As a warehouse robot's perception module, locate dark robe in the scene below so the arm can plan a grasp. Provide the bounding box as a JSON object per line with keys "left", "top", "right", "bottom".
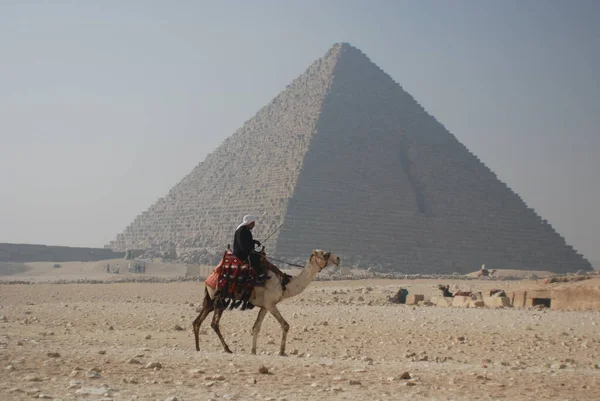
{"left": 233, "top": 225, "right": 255, "bottom": 261}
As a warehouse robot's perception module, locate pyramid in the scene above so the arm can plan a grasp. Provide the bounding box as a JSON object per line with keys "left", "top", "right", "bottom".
{"left": 109, "top": 43, "right": 591, "bottom": 274}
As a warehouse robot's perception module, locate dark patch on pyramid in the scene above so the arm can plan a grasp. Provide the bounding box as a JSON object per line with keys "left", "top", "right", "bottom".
{"left": 110, "top": 43, "right": 591, "bottom": 274}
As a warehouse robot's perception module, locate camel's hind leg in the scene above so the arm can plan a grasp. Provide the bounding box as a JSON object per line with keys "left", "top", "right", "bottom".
{"left": 251, "top": 307, "right": 268, "bottom": 355}
{"left": 210, "top": 306, "right": 232, "bottom": 353}
{"left": 192, "top": 289, "right": 215, "bottom": 351}
{"left": 267, "top": 305, "right": 290, "bottom": 356}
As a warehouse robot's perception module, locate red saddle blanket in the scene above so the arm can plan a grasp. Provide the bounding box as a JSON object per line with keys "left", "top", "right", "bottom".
{"left": 205, "top": 252, "right": 247, "bottom": 288}
{"left": 205, "top": 252, "right": 255, "bottom": 300}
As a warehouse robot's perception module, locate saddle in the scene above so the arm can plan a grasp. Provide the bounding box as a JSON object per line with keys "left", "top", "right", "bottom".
{"left": 204, "top": 251, "right": 256, "bottom": 310}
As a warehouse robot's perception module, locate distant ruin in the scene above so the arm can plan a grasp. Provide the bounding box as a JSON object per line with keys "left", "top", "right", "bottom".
{"left": 109, "top": 43, "right": 591, "bottom": 274}
{"left": 0, "top": 243, "right": 122, "bottom": 263}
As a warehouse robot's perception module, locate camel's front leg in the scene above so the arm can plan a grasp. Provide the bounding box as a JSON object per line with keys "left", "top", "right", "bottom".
{"left": 267, "top": 305, "right": 290, "bottom": 356}
{"left": 251, "top": 307, "right": 268, "bottom": 355}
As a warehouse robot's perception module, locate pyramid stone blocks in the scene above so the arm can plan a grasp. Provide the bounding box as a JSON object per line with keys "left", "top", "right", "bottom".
{"left": 110, "top": 43, "right": 591, "bottom": 274}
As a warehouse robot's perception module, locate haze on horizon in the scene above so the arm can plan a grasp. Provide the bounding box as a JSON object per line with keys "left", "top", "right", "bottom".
{"left": 1, "top": 1, "right": 598, "bottom": 262}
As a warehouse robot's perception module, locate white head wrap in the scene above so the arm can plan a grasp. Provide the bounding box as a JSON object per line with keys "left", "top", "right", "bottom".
{"left": 236, "top": 214, "right": 258, "bottom": 230}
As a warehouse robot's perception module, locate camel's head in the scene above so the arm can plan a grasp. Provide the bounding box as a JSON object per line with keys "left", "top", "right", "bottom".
{"left": 311, "top": 250, "right": 341, "bottom": 272}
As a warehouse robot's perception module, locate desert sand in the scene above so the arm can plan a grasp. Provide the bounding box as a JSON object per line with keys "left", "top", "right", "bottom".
{"left": 1, "top": 262, "right": 599, "bottom": 401}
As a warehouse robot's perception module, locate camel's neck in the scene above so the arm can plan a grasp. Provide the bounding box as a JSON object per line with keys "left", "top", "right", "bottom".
{"left": 282, "top": 258, "right": 320, "bottom": 299}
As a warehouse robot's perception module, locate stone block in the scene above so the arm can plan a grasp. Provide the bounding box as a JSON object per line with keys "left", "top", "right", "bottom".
{"left": 451, "top": 296, "right": 472, "bottom": 308}
{"left": 431, "top": 296, "right": 453, "bottom": 307}
{"left": 469, "top": 300, "right": 485, "bottom": 308}
{"left": 483, "top": 296, "right": 511, "bottom": 308}
{"left": 405, "top": 294, "right": 424, "bottom": 305}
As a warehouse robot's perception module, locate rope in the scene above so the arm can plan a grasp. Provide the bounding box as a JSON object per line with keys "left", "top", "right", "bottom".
{"left": 267, "top": 256, "right": 304, "bottom": 268}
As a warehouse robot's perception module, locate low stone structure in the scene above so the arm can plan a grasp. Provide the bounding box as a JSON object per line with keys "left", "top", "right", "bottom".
{"left": 0, "top": 243, "right": 122, "bottom": 263}
{"left": 509, "top": 287, "right": 600, "bottom": 311}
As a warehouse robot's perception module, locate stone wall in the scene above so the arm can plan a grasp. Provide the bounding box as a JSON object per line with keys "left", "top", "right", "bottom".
{"left": 509, "top": 288, "right": 600, "bottom": 311}
{"left": 0, "top": 243, "right": 122, "bottom": 263}
{"left": 109, "top": 43, "right": 592, "bottom": 273}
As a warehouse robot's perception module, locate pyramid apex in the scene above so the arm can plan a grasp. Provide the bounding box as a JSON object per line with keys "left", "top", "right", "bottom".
{"left": 321, "top": 42, "right": 362, "bottom": 61}
{"left": 330, "top": 42, "right": 357, "bottom": 51}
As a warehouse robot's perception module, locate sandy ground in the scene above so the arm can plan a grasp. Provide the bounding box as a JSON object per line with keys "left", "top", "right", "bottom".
{"left": 1, "top": 273, "right": 599, "bottom": 401}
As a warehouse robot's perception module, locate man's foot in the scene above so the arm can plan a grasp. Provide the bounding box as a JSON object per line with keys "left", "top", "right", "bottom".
{"left": 255, "top": 274, "right": 267, "bottom": 287}
{"left": 278, "top": 273, "right": 292, "bottom": 290}
{"left": 281, "top": 273, "right": 291, "bottom": 286}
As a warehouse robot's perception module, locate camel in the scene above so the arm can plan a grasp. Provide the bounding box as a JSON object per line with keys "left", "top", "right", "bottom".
{"left": 192, "top": 249, "right": 340, "bottom": 356}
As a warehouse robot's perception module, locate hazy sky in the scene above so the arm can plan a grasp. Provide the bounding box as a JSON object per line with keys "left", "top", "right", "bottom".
{"left": 1, "top": 1, "right": 598, "bottom": 261}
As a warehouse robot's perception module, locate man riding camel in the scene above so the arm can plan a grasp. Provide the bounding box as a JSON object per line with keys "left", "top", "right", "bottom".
{"left": 232, "top": 215, "right": 290, "bottom": 287}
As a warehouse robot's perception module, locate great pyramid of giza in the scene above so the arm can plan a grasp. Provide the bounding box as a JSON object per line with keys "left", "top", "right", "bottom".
{"left": 109, "top": 43, "right": 591, "bottom": 274}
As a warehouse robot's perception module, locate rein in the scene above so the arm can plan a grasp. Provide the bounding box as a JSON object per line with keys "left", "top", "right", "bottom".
{"left": 269, "top": 253, "right": 331, "bottom": 271}
{"left": 311, "top": 253, "right": 331, "bottom": 272}
{"left": 267, "top": 256, "right": 305, "bottom": 268}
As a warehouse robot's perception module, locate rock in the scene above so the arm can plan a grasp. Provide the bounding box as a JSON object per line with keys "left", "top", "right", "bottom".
{"left": 67, "top": 380, "right": 82, "bottom": 389}
{"left": 38, "top": 394, "right": 53, "bottom": 399}
{"left": 98, "top": 350, "right": 106, "bottom": 355}
{"left": 75, "top": 387, "right": 111, "bottom": 396}
{"left": 165, "top": 397, "right": 181, "bottom": 401}
{"left": 123, "top": 376, "right": 139, "bottom": 384}
{"left": 145, "top": 361, "right": 162, "bottom": 369}
{"left": 86, "top": 370, "right": 101, "bottom": 378}
{"left": 5, "top": 365, "right": 15, "bottom": 371}
{"left": 189, "top": 368, "right": 205, "bottom": 375}
{"left": 145, "top": 334, "right": 151, "bottom": 339}
{"left": 399, "top": 372, "right": 411, "bottom": 380}
{"left": 258, "top": 365, "right": 269, "bottom": 374}
{"left": 24, "top": 374, "right": 42, "bottom": 382}
{"left": 47, "top": 352, "right": 60, "bottom": 358}
{"left": 205, "top": 374, "right": 225, "bottom": 380}
{"left": 174, "top": 324, "right": 184, "bottom": 331}
{"left": 127, "top": 358, "right": 141, "bottom": 364}
{"left": 108, "top": 326, "right": 114, "bottom": 330}
{"left": 348, "top": 379, "right": 361, "bottom": 385}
